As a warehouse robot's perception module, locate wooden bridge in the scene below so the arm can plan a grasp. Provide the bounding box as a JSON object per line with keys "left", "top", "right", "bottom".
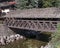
{"left": 3, "top": 7, "right": 60, "bottom": 32}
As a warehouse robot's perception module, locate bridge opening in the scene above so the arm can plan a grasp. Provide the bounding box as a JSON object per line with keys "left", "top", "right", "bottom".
{"left": 10, "top": 28, "right": 52, "bottom": 42}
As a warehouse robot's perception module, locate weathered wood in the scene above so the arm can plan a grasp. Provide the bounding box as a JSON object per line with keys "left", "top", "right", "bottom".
{"left": 4, "top": 18, "right": 59, "bottom": 32}
{"left": 3, "top": 7, "right": 60, "bottom": 18}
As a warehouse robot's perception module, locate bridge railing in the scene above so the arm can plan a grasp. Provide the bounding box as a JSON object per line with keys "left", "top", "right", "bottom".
{"left": 3, "top": 18, "right": 59, "bottom": 32}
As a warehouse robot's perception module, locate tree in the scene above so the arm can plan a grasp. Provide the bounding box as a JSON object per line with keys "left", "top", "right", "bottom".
{"left": 17, "top": 0, "right": 36, "bottom": 9}
{"left": 16, "top": 0, "right": 60, "bottom": 9}
{"left": 43, "top": 0, "right": 53, "bottom": 7}
{"left": 17, "top": 0, "right": 28, "bottom": 9}
{"left": 54, "top": 0, "right": 60, "bottom": 7}
{"left": 38, "top": 0, "right": 43, "bottom": 8}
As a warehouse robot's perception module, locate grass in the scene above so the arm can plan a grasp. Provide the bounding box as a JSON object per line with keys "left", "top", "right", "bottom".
{"left": 0, "top": 38, "right": 48, "bottom": 48}
{"left": 0, "top": 39, "right": 25, "bottom": 48}
{"left": 23, "top": 39, "right": 47, "bottom": 48}
{"left": 42, "top": 32, "right": 52, "bottom": 35}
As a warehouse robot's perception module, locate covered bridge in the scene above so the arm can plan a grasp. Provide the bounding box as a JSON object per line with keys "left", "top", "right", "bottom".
{"left": 2, "top": 7, "right": 60, "bottom": 32}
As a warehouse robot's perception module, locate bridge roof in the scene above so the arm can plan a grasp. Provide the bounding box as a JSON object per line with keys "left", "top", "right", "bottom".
{"left": 3, "top": 7, "right": 60, "bottom": 18}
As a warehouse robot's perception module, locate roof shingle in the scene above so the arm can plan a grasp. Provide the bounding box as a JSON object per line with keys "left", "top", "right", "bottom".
{"left": 4, "top": 7, "right": 60, "bottom": 18}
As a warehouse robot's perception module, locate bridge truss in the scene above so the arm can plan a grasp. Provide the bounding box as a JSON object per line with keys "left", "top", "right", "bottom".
{"left": 4, "top": 18, "right": 59, "bottom": 32}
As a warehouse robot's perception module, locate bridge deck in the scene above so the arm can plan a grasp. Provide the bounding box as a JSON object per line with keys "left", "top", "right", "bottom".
{"left": 3, "top": 7, "right": 60, "bottom": 18}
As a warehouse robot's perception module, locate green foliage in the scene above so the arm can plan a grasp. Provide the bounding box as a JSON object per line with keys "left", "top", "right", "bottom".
{"left": 17, "top": 0, "right": 28, "bottom": 9}
{"left": 55, "top": 0, "right": 60, "bottom": 7}
{"left": 51, "top": 23, "right": 60, "bottom": 48}
{"left": 38, "top": 0, "right": 43, "bottom": 8}
{"left": 42, "top": 0, "right": 54, "bottom": 7}
{"left": 0, "top": 39, "right": 47, "bottom": 48}
{"left": 54, "top": 41, "right": 60, "bottom": 48}
{"left": 17, "top": 0, "right": 60, "bottom": 9}
{"left": 17, "top": 0, "right": 37, "bottom": 9}
{"left": 22, "top": 39, "right": 47, "bottom": 48}
{"left": 38, "top": 0, "right": 60, "bottom": 8}
{"left": 0, "top": 39, "right": 25, "bottom": 48}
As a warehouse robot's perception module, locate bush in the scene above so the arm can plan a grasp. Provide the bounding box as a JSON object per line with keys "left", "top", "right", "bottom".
{"left": 16, "top": 0, "right": 60, "bottom": 9}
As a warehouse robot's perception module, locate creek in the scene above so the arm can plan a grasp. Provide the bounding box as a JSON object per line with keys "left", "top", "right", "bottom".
{"left": 10, "top": 28, "right": 52, "bottom": 47}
